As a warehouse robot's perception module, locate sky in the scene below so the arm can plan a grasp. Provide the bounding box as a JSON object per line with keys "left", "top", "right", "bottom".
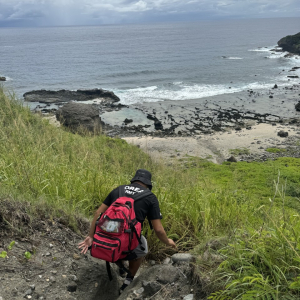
{"left": 0, "top": 0, "right": 299, "bottom": 27}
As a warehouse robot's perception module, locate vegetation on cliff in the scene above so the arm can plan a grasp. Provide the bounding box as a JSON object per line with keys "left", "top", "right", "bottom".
{"left": 278, "top": 32, "right": 300, "bottom": 55}
{"left": 0, "top": 87, "right": 300, "bottom": 299}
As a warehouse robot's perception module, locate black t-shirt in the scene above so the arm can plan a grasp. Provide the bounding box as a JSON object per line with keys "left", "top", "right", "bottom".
{"left": 103, "top": 183, "right": 162, "bottom": 225}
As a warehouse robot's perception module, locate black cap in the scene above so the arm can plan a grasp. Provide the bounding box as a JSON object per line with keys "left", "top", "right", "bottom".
{"left": 130, "top": 169, "right": 152, "bottom": 190}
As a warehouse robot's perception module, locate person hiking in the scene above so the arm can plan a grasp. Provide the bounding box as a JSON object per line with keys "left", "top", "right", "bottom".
{"left": 78, "top": 169, "right": 176, "bottom": 293}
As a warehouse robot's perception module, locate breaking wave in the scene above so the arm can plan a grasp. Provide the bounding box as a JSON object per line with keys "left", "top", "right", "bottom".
{"left": 115, "top": 81, "right": 278, "bottom": 105}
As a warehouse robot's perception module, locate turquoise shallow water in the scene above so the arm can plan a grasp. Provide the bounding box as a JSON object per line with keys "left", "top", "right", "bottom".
{"left": 0, "top": 17, "right": 300, "bottom": 105}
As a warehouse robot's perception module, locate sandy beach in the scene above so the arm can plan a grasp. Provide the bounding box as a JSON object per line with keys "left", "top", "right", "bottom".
{"left": 123, "top": 122, "right": 300, "bottom": 164}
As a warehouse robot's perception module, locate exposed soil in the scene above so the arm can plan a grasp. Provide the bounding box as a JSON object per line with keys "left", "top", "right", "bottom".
{"left": 0, "top": 199, "right": 202, "bottom": 300}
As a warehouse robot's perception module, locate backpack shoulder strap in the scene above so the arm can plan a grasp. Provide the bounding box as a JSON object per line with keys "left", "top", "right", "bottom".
{"left": 131, "top": 189, "right": 152, "bottom": 201}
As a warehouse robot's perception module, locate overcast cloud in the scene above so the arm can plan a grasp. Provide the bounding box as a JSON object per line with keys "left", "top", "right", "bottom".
{"left": 0, "top": 0, "right": 299, "bottom": 27}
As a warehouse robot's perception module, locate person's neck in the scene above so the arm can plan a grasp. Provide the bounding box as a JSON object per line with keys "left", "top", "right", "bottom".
{"left": 134, "top": 181, "right": 148, "bottom": 189}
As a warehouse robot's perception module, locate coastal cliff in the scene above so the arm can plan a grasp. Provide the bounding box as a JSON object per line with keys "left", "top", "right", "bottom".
{"left": 278, "top": 32, "right": 300, "bottom": 55}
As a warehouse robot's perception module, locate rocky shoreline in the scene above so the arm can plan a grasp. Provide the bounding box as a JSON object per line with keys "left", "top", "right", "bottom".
{"left": 19, "top": 34, "right": 300, "bottom": 163}
{"left": 25, "top": 83, "right": 300, "bottom": 137}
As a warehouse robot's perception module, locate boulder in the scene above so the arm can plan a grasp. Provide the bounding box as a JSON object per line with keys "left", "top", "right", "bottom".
{"left": 171, "top": 253, "right": 193, "bottom": 263}
{"left": 278, "top": 32, "right": 300, "bottom": 55}
{"left": 23, "top": 88, "right": 120, "bottom": 104}
{"left": 227, "top": 156, "right": 237, "bottom": 162}
{"left": 0, "top": 76, "right": 6, "bottom": 81}
{"left": 277, "top": 130, "right": 288, "bottom": 138}
{"left": 295, "top": 102, "right": 300, "bottom": 112}
{"left": 154, "top": 120, "right": 163, "bottom": 130}
{"left": 56, "top": 102, "right": 102, "bottom": 133}
{"left": 124, "top": 118, "right": 133, "bottom": 125}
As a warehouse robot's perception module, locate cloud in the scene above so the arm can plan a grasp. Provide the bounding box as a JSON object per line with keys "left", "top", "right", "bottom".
{"left": 0, "top": 0, "right": 299, "bottom": 26}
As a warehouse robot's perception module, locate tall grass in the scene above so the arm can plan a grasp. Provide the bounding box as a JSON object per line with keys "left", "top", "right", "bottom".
{"left": 1, "top": 87, "right": 300, "bottom": 298}
{"left": 0, "top": 88, "right": 155, "bottom": 215}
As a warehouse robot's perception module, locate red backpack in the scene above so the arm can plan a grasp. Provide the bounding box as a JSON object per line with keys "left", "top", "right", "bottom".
{"left": 90, "top": 186, "right": 152, "bottom": 277}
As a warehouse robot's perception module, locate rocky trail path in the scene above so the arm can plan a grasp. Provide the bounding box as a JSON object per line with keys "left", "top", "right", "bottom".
{"left": 0, "top": 199, "right": 203, "bottom": 300}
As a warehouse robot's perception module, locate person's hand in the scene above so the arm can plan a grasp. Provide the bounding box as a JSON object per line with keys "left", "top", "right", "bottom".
{"left": 167, "top": 238, "right": 177, "bottom": 249}
{"left": 78, "top": 236, "right": 93, "bottom": 254}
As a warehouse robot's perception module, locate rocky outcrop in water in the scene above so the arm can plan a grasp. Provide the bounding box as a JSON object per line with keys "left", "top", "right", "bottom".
{"left": 24, "top": 88, "right": 120, "bottom": 104}
{"left": 278, "top": 32, "right": 300, "bottom": 55}
{"left": 0, "top": 76, "right": 6, "bottom": 81}
{"left": 56, "top": 102, "right": 103, "bottom": 133}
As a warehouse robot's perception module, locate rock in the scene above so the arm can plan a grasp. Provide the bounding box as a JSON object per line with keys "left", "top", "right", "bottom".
{"left": 277, "top": 131, "right": 288, "bottom": 137}
{"left": 163, "top": 257, "right": 171, "bottom": 264}
{"left": 227, "top": 156, "right": 237, "bottom": 163}
{"left": 24, "top": 288, "right": 33, "bottom": 296}
{"left": 0, "top": 77, "right": 6, "bottom": 81}
{"left": 124, "top": 118, "right": 133, "bottom": 125}
{"left": 295, "top": 102, "right": 300, "bottom": 112}
{"left": 154, "top": 120, "right": 163, "bottom": 130}
{"left": 156, "top": 265, "right": 180, "bottom": 284}
{"left": 142, "top": 281, "right": 161, "bottom": 296}
{"left": 269, "top": 95, "right": 273, "bottom": 98}
{"left": 183, "top": 294, "right": 194, "bottom": 300}
{"left": 287, "top": 75, "right": 299, "bottom": 79}
{"left": 67, "top": 283, "right": 77, "bottom": 292}
{"left": 56, "top": 102, "right": 102, "bottom": 133}
{"left": 69, "top": 275, "right": 78, "bottom": 282}
{"left": 23, "top": 88, "right": 120, "bottom": 104}
{"left": 278, "top": 32, "right": 300, "bottom": 55}
{"left": 273, "top": 84, "right": 278, "bottom": 88}
{"left": 73, "top": 253, "right": 81, "bottom": 260}
{"left": 135, "top": 287, "right": 144, "bottom": 295}
{"left": 150, "top": 260, "right": 156, "bottom": 266}
{"left": 171, "top": 253, "right": 193, "bottom": 263}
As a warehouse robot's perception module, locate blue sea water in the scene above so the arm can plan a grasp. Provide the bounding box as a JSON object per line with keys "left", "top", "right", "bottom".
{"left": 0, "top": 17, "right": 299, "bottom": 105}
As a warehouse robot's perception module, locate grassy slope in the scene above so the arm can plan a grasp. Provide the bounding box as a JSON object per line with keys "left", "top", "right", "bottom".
{"left": 1, "top": 87, "right": 300, "bottom": 299}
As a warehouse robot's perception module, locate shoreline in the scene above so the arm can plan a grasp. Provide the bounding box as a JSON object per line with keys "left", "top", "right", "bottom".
{"left": 101, "top": 82, "right": 300, "bottom": 137}
{"left": 41, "top": 83, "right": 300, "bottom": 164}
{"left": 123, "top": 122, "right": 300, "bottom": 164}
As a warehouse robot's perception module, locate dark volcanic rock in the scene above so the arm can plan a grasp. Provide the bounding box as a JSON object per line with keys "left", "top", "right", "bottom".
{"left": 295, "top": 102, "right": 300, "bottom": 112}
{"left": 0, "top": 76, "right": 6, "bottom": 81}
{"left": 124, "top": 118, "right": 133, "bottom": 124}
{"left": 56, "top": 102, "right": 102, "bottom": 133}
{"left": 227, "top": 156, "right": 237, "bottom": 162}
{"left": 154, "top": 120, "right": 163, "bottom": 130}
{"left": 23, "top": 88, "right": 120, "bottom": 104}
{"left": 278, "top": 32, "right": 300, "bottom": 55}
{"left": 277, "top": 130, "right": 288, "bottom": 138}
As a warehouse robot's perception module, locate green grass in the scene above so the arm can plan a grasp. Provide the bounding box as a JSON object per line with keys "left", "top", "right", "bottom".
{"left": 266, "top": 147, "right": 287, "bottom": 153}
{"left": 1, "top": 87, "right": 300, "bottom": 298}
{"left": 229, "top": 147, "right": 250, "bottom": 156}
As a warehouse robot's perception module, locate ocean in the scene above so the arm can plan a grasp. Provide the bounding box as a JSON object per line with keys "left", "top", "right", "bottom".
{"left": 0, "top": 17, "right": 299, "bottom": 106}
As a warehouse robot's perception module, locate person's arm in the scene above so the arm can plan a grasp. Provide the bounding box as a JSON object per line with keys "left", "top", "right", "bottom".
{"left": 78, "top": 203, "right": 108, "bottom": 254}
{"left": 151, "top": 219, "right": 176, "bottom": 248}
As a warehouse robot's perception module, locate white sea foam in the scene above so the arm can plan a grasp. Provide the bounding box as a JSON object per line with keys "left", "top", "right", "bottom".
{"left": 1, "top": 76, "right": 12, "bottom": 81}
{"left": 248, "top": 45, "right": 278, "bottom": 52}
{"left": 116, "top": 81, "right": 278, "bottom": 105}
{"left": 227, "top": 57, "right": 243, "bottom": 60}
